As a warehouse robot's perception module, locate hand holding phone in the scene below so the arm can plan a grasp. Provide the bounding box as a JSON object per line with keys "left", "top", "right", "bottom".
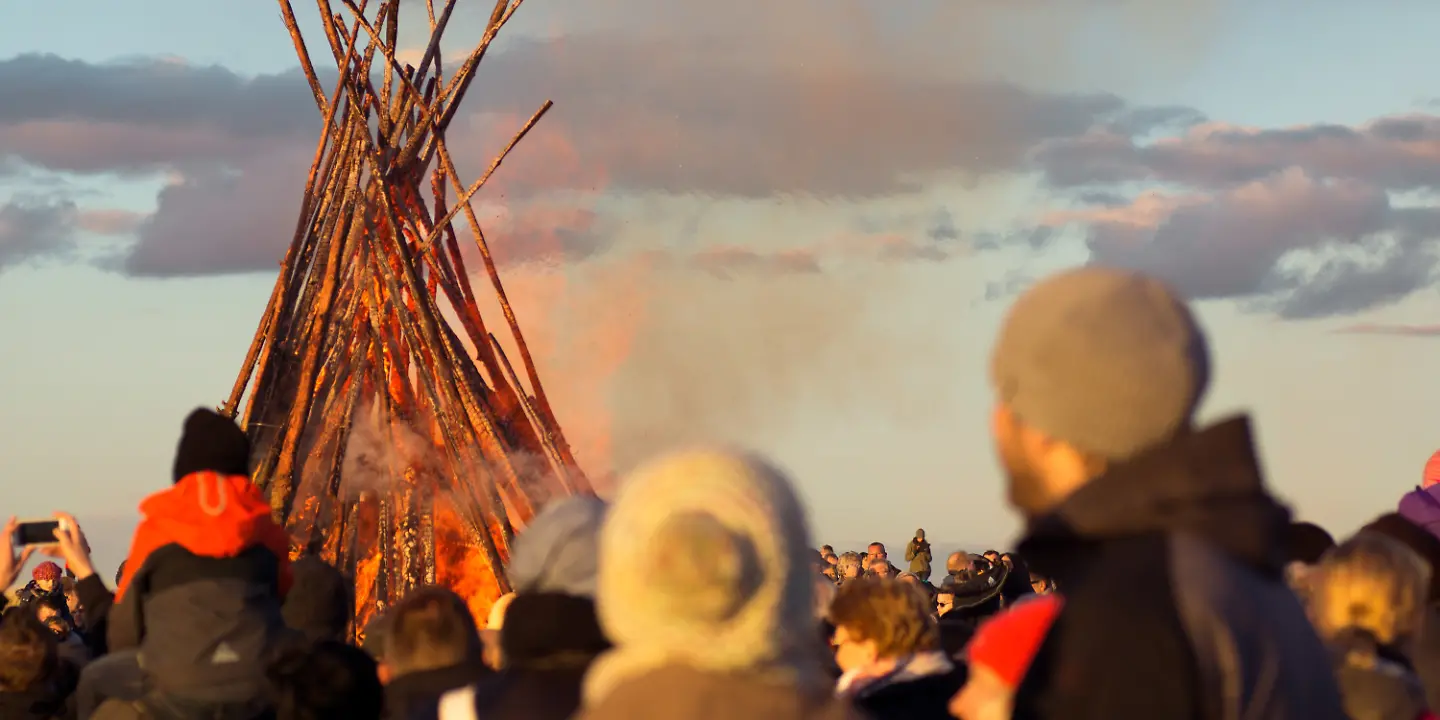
{"left": 13, "top": 519, "right": 66, "bottom": 547}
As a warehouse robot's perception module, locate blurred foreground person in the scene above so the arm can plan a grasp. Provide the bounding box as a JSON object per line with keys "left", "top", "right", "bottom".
{"left": 97, "top": 408, "right": 291, "bottom": 720}
{"left": 1366, "top": 512, "right": 1440, "bottom": 712}
{"left": 0, "top": 610, "right": 78, "bottom": 720}
{"left": 988, "top": 267, "right": 1345, "bottom": 719}
{"left": 1307, "top": 533, "right": 1436, "bottom": 720}
{"left": 830, "top": 577, "right": 963, "bottom": 720}
{"left": 951, "top": 593, "right": 1064, "bottom": 720}
{"left": 576, "top": 448, "right": 864, "bottom": 720}
{"left": 430, "top": 495, "right": 611, "bottom": 720}
{"left": 268, "top": 640, "right": 382, "bottom": 720}
{"left": 379, "top": 586, "right": 489, "bottom": 719}
{"left": 1285, "top": 521, "right": 1336, "bottom": 601}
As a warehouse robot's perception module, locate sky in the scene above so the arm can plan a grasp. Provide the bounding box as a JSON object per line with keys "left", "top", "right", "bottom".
{"left": 3, "top": 0, "right": 1440, "bottom": 576}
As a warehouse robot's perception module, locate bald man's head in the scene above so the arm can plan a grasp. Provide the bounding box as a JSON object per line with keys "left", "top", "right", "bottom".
{"left": 946, "top": 552, "right": 967, "bottom": 575}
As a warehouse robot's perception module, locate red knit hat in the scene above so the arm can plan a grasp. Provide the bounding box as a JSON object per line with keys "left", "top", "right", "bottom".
{"left": 1424, "top": 450, "right": 1440, "bottom": 489}
{"left": 32, "top": 562, "right": 61, "bottom": 582}
{"left": 966, "top": 593, "right": 1064, "bottom": 688}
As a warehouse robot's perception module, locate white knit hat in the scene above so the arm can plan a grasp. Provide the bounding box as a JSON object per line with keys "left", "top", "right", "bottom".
{"left": 583, "top": 447, "right": 825, "bottom": 704}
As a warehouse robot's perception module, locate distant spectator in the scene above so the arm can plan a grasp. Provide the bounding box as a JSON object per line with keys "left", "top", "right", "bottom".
{"left": 951, "top": 594, "right": 1064, "bottom": 720}
{"left": 30, "top": 595, "right": 88, "bottom": 670}
{"left": 16, "top": 563, "right": 65, "bottom": 606}
{"left": 870, "top": 560, "right": 896, "bottom": 580}
{"left": 1028, "top": 572, "right": 1054, "bottom": 595}
{"left": 905, "top": 530, "right": 933, "bottom": 583}
{"left": 380, "top": 586, "right": 489, "bottom": 719}
{"left": 996, "top": 553, "right": 1034, "bottom": 608}
{"left": 269, "top": 640, "right": 383, "bottom": 720}
{"left": 0, "top": 607, "right": 77, "bottom": 720}
{"left": 867, "top": 543, "right": 888, "bottom": 563}
{"left": 575, "top": 448, "right": 864, "bottom": 720}
{"left": 1307, "top": 532, "right": 1433, "bottom": 720}
{"left": 988, "top": 267, "right": 1344, "bottom": 719}
{"left": 831, "top": 577, "right": 963, "bottom": 720}
{"left": 282, "top": 555, "right": 351, "bottom": 645}
{"left": 57, "top": 579, "right": 81, "bottom": 630}
{"left": 836, "top": 552, "right": 863, "bottom": 583}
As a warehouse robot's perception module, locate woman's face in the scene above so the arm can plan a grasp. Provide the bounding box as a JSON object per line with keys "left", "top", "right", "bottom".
{"left": 832, "top": 624, "right": 879, "bottom": 673}
{"left": 843, "top": 564, "right": 861, "bottom": 579}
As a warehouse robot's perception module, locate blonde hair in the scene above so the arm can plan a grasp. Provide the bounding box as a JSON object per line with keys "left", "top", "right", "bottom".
{"left": 836, "top": 552, "right": 863, "bottom": 576}
{"left": 1308, "top": 532, "right": 1431, "bottom": 646}
{"left": 829, "top": 576, "right": 938, "bottom": 658}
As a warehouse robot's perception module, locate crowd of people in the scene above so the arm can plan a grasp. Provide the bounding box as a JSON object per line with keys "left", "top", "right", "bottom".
{"left": 3, "top": 265, "right": 1439, "bottom": 719}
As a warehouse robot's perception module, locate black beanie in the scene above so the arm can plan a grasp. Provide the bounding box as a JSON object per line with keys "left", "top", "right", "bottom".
{"left": 1286, "top": 521, "right": 1335, "bottom": 565}
{"left": 172, "top": 408, "right": 252, "bottom": 483}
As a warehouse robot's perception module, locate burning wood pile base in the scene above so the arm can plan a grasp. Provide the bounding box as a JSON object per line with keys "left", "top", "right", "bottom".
{"left": 220, "top": 0, "right": 590, "bottom": 637}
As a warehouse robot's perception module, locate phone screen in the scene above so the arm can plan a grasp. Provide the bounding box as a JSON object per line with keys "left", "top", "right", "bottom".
{"left": 14, "top": 521, "right": 60, "bottom": 546}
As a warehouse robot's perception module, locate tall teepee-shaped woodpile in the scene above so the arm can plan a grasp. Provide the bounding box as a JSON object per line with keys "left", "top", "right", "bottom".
{"left": 220, "top": 0, "right": 590, "bottom": 633}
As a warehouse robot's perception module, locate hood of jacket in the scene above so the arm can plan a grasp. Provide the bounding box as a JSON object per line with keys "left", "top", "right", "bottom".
{"left": 115, "top": 471, "right": 292, "bottom": 601}
{"left": 1022, "top": 415, "right": 1291, "bottom": 579}
{"left": 1398, "top": 485, "right": 1440, "bottom": 541}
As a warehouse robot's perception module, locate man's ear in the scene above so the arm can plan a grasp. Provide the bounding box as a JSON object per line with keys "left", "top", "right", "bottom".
{"left": 377, "top": 662, "right": 393, "bottom": 684}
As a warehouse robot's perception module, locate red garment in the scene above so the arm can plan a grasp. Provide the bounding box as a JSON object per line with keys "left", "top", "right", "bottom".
{"left": 966, "top": 592, "right": 1065, "bottom": 688}
{"left": 114, "top": 471, "right": 292, "bottom": 602}
{"left": 1425, "top": 450, "right": 1440, "bottom": 489}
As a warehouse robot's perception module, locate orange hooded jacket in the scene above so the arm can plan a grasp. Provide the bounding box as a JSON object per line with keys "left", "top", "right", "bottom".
{"left": 114, "top": 471, "right": 293, "bottom": 602}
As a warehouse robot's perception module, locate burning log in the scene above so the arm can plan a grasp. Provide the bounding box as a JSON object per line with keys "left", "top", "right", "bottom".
{"left": 224, "top": 0, "right": 588, "bottom": 633}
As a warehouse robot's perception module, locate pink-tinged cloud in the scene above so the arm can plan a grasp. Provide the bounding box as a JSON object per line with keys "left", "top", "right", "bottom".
{"left": 1336, "top": 323, "right": 1440, "bottom": 337}
{"left": 1039, "top": 169, "right": 1423, "bottom": 313}
{"left": 1037, "top": 114, "right": 1440, "bottom": 192}
{"left": 77, "top": 208, "right": 145, "bottom": 235}
{"left": 690, "top": 246, "right": 822, "bottom": 278}
{"left": 825, "top": 232, "right": 951, "bottom": 263}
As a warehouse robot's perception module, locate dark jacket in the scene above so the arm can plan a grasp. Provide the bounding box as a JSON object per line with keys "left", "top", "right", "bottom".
{"left": 75, "top": 574, "right": 116, "bottom": 658}
{"left": 386, "top": 661, "right": 492, "bottom": 720}
{"left": 414, "top": 592, "right": 610, "bottom": 720}
{"left": 1013, "top": 416, "right": 1348, "bottom": 720}
{"left": 109, "top": 472, "right": 292, "bottom": 705}
{"left": 847, "top": 652, "right": 965, "bottom": 720}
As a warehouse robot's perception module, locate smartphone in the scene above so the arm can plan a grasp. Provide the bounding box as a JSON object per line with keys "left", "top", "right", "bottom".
{"left": 13, "top": 519, "right": 62, "bottom": 547}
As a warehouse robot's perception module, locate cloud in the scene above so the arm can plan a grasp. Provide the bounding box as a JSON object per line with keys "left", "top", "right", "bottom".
{"left": 1336, "top": 323, "right": 1440, "bottom": 337}
{"left": 0, "top": 34, "right": 1163, "bottom": 277}
{"left": 1036, "top": 169, "right": 1439, "bottom": 316}
{"left": 1037, "top": 115, "right": 1440, "bottom": 193}
{"left": 0, "top": 198, "right": 78, "bottom": 271}
{"left": 1006, "top": 104, "right": 1440, "bottom": 318}
{"left": 690, "top": 247, "right": 822, "bottom": 278}
{"left": 77, "top": 208, "right": 146, "bottom": 235}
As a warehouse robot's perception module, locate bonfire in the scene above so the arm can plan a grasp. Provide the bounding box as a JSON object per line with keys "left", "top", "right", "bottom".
{"left": 220, "top": 0, "right": 590, "bottom": 637}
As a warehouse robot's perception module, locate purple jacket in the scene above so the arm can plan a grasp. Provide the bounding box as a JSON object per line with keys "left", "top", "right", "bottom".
{"left": 1398, "top": 484, "right": 1440, "bottom": 540}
